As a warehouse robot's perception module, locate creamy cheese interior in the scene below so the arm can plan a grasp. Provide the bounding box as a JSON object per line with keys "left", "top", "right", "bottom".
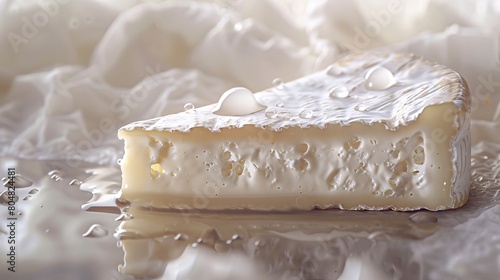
{"left": 119, "top": 102, "right": 469, "bottom": 211}
{"left": 118, "top": 52, "right": 471, "bottom": 211}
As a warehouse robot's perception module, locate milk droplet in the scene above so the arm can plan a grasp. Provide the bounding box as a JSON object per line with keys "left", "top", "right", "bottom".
{"left": 364, "top": 66, "right": 396, "bottom": 91}
{"left": 329, "top": 86, "right": 349, "bottom": 98}
{"left": 326, "top": 64, "right": 342, "bottom": 76}
{"left": 354, "top": 104, "right": 367, "bottom": 112}
{"left": 184, "top": 103, "right": 195, "bottom": 111}
{"left": 212, "top": 87, "right": 266, "bottom": 116}
{"left": 283, "top": 112, "right": 292, "bottom": 120}
{"left": 69, "top": 179, "right": 82, "bottom": 186}
{"left": 232, "top": 234, "right": 240, "bottom": 240}
{"left": 299, "top": 109, "right": 313, "bottom": 119}
{"left": 273, "top": 78, "right": 284, "bottom": 89}
{"left": 265, "top": 108, "right": 278, "bottom": 118}
{"left": 82, "top": 224, "right": 108, "bottom": 238}
{"left": 409, "top": 212, "right": 438, "bottom": 223}
{"left": 275, "top": 102, "right": 284, "bottom": 107}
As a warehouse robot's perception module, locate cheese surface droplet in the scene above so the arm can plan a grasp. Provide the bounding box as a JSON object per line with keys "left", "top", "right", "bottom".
{"left": 184, "top": 103, "right": 195, "bottom": 111}
{"left": 273, "top": 78, "right": 284, "bottom": 89}
{"left": 212, "top": 87, "right": 267, "bottom": 116}
{"left": 365, "top": 66, "right": 396, "bottom": 91}
{"left": 329, "top": 86, "right": 350, "bottom": 98}
{"left": 299, "top": 109, "right": 313, "bottom": 119}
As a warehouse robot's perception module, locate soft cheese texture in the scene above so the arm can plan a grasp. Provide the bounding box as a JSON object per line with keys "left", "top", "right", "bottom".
{"left": 118, "top": 52, "right": 471, "bottom": 211}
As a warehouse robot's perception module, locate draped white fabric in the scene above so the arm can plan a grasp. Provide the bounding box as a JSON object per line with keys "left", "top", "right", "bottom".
{"left": 0, "top": 0, "right": 498, "bottom": 165}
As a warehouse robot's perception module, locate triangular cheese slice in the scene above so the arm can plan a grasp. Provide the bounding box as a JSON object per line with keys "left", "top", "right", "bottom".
{"left": 118, "top": 52, "right": 470, "bottom": 211}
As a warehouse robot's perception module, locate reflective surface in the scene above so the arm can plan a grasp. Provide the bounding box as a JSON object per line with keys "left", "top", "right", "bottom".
{"left": 0, "top": 141, "right": 499, "bottom": 279}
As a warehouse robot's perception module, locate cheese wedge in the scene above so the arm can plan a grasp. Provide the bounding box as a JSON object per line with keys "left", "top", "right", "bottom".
{"left": 118, "top": 52, "right": 471, "bottom": 211}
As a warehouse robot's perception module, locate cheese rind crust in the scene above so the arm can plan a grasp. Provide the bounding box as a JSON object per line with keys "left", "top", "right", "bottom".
{"left": 119, "top": 53, "right": 471, "bottom": 211}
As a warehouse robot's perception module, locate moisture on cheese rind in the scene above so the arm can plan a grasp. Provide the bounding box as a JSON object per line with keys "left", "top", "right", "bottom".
{"left": 120, "top": 52, "right": 469, "bottom": 133}
{"left": 118, "top": 52, "right": 471, "bottom": 211}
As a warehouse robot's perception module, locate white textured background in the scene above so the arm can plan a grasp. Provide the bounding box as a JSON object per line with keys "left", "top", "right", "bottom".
{"left": 0, "top": 0, "right": 499, "bottom": 165}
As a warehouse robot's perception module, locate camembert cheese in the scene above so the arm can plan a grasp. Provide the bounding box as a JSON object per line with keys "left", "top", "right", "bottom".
{"left": 118, "top": 52, "right": 471, "bottom": 211}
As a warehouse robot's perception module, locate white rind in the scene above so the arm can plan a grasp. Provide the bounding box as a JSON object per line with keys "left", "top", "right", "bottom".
{"left": 450, "top": 88, "right": 471, "bottom": 208}
{"left": 120, "top": 53, "right": 469, "bottom": 133}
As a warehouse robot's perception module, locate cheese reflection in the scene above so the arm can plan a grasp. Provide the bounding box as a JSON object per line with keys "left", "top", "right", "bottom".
{"left": 116, "top": 206, "right": 438, "bottom": 279}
